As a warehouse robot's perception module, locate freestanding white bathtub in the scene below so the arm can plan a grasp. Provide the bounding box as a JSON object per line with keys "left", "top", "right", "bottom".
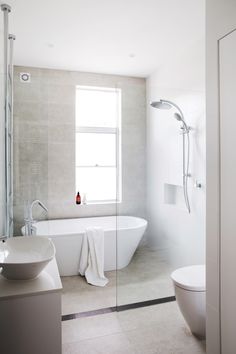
{"left": 22, "top": 216, "right": 147, "bottom": 276}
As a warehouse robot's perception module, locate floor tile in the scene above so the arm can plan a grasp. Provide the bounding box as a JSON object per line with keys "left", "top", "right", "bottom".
{"left": 125, "top": 322, "right": 205, "bottom": 354}
{"left": 62, "top": 313, "right": 122, "bottom": 343}
{"left": 62, "top": 332, "right": 133, "bottom": 354}
{"left": 62, "top": 302, "right": 206, "bottom": 354}
{"left": 61, "top": 246, "right": 175, "bottom": 315}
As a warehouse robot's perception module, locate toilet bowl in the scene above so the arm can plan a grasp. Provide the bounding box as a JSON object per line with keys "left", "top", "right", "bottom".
{"left": 171, "top": 265, "right": 206, "bottom": 339}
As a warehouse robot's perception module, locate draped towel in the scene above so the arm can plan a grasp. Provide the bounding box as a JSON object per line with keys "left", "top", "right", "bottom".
{"left": 79, "top": 227, "right": 108, "bottom": 287}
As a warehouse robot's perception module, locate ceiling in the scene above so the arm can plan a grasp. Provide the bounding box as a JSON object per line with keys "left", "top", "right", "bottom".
{"left": 7, "top": 0, "right": 205, "bottom": 77}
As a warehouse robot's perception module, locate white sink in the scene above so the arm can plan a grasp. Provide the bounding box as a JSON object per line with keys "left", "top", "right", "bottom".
{"left": 0, "top": 236, "right": 55, "bottom": 280}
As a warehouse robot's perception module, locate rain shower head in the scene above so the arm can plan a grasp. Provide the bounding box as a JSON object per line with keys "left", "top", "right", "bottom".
{"left": 150, "top": 100, "right": 172, "bottom": 110}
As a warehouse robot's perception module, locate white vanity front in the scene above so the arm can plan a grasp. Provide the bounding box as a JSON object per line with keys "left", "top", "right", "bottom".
{"left": 0, "top": 258, "right": 62, "bottom": 354}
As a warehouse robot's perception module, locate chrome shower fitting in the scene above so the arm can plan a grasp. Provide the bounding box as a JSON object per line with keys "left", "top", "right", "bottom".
{"left": 150, "top": 99, "right": 191, "bottom": 213}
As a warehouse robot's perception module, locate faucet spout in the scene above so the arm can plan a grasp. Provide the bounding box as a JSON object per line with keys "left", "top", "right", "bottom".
{"left": 24, "top": 200, "right": 48, "bottom": 236}
{"left": 29, "top": 200, "right": 48, "bottom": 221}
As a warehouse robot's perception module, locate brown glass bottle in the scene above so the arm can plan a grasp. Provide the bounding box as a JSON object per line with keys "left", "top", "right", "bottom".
{"left": 76, "top": 192, "right": 81, "bottom": 205}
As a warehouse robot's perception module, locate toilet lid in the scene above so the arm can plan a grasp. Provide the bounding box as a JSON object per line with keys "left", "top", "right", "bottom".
{"left": 171, "top": 265, "right": 205, "bottom": 291}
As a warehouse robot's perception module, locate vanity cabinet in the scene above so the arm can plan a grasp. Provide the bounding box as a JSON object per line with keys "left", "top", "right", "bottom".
{"left": 0, "top": 259, "right": 62, "bottom": 354}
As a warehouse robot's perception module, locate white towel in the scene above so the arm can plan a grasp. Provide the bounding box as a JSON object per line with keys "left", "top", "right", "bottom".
{"left": 79, "top": 227, "right": 109, "bottom": 287}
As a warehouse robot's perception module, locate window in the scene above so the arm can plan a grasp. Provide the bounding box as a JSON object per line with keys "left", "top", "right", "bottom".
{"left": 75, "top": 86, "right": 121, "bottom": 203}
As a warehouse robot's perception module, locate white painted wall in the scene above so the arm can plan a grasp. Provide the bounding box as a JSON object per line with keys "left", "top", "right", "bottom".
{"left": 0, "top": 12, "right": 5, "bottom": 236}
{"left": 146, "top": 37, "right": 205, "bottom": 269}
{"left": 219, "top": 30, "right": 236, "bottom": 354}
{"left": 206, "top": 1, "right": 236, "bottom": 353}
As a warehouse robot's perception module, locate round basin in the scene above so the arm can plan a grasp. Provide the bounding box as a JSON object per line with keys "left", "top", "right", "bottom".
{"left": 0, "top": 236, "right": 55, "bottom": 280}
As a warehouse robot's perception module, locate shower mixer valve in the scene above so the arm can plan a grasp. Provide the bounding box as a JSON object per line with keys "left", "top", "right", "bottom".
{"left": 180, "top": 126, "right": 192, "bottom": 134}
{"left": 194, "top": 180, "right": 202, "bottom": 188}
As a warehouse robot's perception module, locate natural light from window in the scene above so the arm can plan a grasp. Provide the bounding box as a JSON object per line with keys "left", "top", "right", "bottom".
{"left": 75, "top": 86, "right": 121, "bottom": 203}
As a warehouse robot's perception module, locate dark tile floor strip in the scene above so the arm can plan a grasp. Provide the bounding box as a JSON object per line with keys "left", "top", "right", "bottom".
{"left": 61, "top": 296, "right": 176, "bottom": 322}
{"left": 116, "top": 296, "right": 176, "bottom": 312}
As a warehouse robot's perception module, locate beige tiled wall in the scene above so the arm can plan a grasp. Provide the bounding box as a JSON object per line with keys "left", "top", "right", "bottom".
{"left": 13, "top": 66, "right": 146, "bottom": 234}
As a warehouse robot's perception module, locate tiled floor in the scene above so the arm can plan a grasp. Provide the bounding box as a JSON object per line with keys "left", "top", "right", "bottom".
{"left": 62, "top": 301, "right": 206, "bottom": 354}
{"left": 61, "top": 246, "right": 175, "bottom": 315}
{"left": 117, "top": 246, "right": 175, "bottom": 306}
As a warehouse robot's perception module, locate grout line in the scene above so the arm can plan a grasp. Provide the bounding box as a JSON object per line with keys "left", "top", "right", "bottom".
{"left": 61, "top": 296, "right": 176, "bottom": 322}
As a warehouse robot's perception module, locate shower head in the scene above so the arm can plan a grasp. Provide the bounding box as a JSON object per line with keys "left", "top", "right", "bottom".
{"left": 150, "top": 99, "right": 187, "bottom": 123}
{"left": 150, "top": 99, "right": 182, "bottom": 114}
{"left": 174, "top": 113, "right": 183, "bottom": 122}
{"left": 150, "top": 99, "right": 190, "bottom": 133}
{"left": 150, "top": 100, "right": 172, "bottom": 110}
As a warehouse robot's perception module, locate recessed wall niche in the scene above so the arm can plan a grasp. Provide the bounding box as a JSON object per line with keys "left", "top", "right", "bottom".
{"left": 164, "top": 183, "right": 185, "bottom": 208}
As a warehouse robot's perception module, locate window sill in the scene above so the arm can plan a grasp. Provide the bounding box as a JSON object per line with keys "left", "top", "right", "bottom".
{"left": 78, "top": 201, "right": 122, "bottom": 206}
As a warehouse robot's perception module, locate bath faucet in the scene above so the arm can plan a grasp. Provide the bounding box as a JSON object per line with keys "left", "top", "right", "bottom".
{"left": 24, "top": 200, "right": 48, "bottom": 236}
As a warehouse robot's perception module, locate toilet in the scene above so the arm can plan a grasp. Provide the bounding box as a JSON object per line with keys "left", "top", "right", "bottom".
{"left": 171, "top": 265, "right": 206, "bottom": 339}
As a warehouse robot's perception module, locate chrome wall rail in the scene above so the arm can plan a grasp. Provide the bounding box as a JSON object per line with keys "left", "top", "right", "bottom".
{"left": 1, "top": 4, "right": 15, "bottom": 237}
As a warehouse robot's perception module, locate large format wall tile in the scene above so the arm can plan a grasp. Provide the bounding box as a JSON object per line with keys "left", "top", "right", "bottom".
{"left": 13, "top": 66, "right": 146, "bottom": 234}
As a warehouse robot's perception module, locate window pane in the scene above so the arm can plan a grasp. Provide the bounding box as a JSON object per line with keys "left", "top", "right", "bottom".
{"left": 76, "top": 87, "right": 119, "bottom": 128}
{"left": 76, "top": 167, "right": 117, "bottom": 201}
{"left": 76, "top": 133, "right": 116, "bottom": 166}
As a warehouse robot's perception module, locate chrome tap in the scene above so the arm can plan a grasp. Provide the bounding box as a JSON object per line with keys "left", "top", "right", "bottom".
{"left": 24, "top": 200, "right": 48, "bottom": 236}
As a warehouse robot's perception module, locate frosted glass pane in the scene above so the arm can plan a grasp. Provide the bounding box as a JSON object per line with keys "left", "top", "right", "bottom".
{"left": 76, "top": 87, "right": 119, "bottom": 127}
{"left": 76, "top": 133, "right": 116, "bottom": 166}
{"left": 76, "top": 167, "right": 116, "bottom": 201}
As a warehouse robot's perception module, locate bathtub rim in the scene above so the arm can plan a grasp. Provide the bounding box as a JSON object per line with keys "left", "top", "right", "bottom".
{"left": 21, "top": 215, "right": 148, "bottom": 238}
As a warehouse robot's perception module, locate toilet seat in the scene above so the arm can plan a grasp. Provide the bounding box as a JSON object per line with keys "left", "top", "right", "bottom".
{"left": 171, "top": 265, "right": 205, "bottom": 292}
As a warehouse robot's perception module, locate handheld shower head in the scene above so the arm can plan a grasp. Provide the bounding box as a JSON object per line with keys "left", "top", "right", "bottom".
{"left": 174, "top": 113, "right": 182, "bottom": 121}
{"left": 174, "top": 112, "right": 189, "bottom": 132}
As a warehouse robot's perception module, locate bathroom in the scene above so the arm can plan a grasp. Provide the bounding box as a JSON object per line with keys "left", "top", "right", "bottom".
{"left": 0, "top": 0, "right": 236, "bottom": 353}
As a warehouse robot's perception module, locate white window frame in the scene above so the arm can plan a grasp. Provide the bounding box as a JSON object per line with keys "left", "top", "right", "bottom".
{"left": 75, "top": 86, "right": 122, "bottom": 204}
